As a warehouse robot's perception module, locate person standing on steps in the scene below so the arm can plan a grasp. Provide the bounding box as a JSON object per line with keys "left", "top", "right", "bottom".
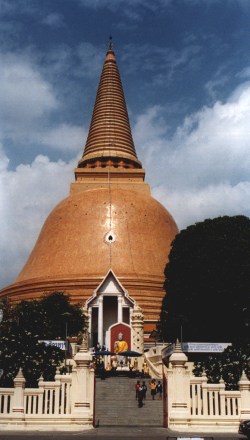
{"left": 156, "top": 380, "right": 162, "bottom": 400}
{"left": 98, "top": 356, "right": 105, "bottom": 380}
{"left": 149, "top": 379, "right": 156, "bottom": 400}
{"left": 135, "top": 380, "right": 140, "bottom": 400}
{"left": 142, "top": 381, "right": 147, "bottom": 400}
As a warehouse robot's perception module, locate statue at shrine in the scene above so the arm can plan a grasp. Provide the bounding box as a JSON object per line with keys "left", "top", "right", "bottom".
{"left": 114, "top": 332, "right": 128, "bottom": 353}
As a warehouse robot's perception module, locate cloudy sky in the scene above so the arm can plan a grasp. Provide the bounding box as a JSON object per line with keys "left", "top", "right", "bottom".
{"left": 1, "top": 0, "right": 250, "bottom": 288}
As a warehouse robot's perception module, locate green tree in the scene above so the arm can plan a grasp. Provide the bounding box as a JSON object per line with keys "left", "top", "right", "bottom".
{"left": 15, "top": 291, "right": 85, "bottom": 340}
{"left": 0, "top": 292, "right": 85, "bottom": 387}
{"left": 159, "top": 215, "right": 250, "bottom": 343}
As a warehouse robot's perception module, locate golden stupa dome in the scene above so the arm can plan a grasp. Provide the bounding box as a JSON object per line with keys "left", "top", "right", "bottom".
{"left": 15, "top": 187, "right": 177, "bottom": 283}
{"left": 0, "top": 40, "right": 178, "bottom": 327}
{"left": 6, "top": 185, "right": 177, "bottom": 322}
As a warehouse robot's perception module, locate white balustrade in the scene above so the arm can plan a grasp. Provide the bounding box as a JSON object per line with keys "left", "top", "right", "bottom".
{"left": 0, "top": 343, "right": 94, "bottom": 430}
{"left": 190, "top": 377, "right": 241, "bottom": 417}
{"left": 0, "top": 389, "right": 14, "bottom": 414}
{"left": 165, "top": 341, "right": 250, "bottom": 432}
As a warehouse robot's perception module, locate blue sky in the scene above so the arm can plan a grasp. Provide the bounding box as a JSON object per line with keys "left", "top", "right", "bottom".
{"left": 1, "top": 0, "right": 250, "bottom": 288}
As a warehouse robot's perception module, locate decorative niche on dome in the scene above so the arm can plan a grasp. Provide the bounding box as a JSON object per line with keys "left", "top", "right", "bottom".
{"left": 104, "top": 231, "right": 116, "bottom": 244}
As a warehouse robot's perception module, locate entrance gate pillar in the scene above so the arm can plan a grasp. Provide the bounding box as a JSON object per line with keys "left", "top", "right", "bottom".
{"left": 166, "top": 340, "right": 190, "bottom": 429}
{"left": 71, "top": 329, "right": 94, "bottom": 422}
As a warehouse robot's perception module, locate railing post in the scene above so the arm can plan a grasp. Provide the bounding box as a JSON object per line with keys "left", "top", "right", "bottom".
{"left": 38, "top": 375, "right": 44, "bottom": 414}
{"left": 201, "top": 371, "right": 208, "bottom": 416}
{"left": 12, "top": 368, "right": 25, "bottom": 417}
{"left": 71, "top": 332, "right": 93, "bottom": 423}
{"left": 238, "top": 370, "right": 250, "bottom": 420}
{"left": 88, "top": 366, "right": 95, "bottom": 415}
{"left": 219, "top": 377, "right": 226, "bottom": 416}
{"left": 167, "top": 340, "right": 190, "bottom": 429}
{"left": 54, "top": 368, "right": 62, "bottom": 414}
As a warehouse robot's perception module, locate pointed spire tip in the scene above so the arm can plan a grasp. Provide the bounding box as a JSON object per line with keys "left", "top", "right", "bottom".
{"left": 78, "top": 39, "right": 142, "bottom": 170}
{"left": 108, "top": 35, "right": 113, "bottom": 51}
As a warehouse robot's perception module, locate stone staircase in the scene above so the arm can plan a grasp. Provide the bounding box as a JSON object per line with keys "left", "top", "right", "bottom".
{"left": 94, "top": 376, "right": 163, "bottom": 426}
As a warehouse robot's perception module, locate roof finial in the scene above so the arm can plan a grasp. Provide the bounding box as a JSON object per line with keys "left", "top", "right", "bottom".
{"left": 108, "top": 35, "right": 113, "bottom": 51}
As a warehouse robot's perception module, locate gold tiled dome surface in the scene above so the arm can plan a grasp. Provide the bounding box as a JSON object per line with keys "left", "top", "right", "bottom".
{"left": 6, "top": 188, "right": 178, "bottom": 321}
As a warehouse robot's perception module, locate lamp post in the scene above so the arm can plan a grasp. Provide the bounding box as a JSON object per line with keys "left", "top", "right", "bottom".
{"left": 172, "top": 314, "right": 186, "bottom": 348}
{"left": 61, "top": 312, "right": 71, "bottom": 373}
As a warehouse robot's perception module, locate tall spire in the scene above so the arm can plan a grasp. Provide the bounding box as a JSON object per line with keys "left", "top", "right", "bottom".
{"left": 78, "top": 40, "right": 142, "bottom": 169}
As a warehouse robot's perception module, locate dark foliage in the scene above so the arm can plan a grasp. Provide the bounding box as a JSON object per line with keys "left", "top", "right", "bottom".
{"left": 0, "top": 292, "right": 85, "bottom": 387}
{"left": 159, "top": 215, "right": 250, "bottom": 343}
{"left": 14, "top": 291, "right": 85, "bottom": 340}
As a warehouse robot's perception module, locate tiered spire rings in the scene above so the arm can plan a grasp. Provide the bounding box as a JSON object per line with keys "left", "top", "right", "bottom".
{"left": 78, "top": 40, "right": 142, "bottom": 169}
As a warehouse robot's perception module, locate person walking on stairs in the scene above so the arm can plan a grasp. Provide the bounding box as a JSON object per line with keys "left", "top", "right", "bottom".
{"left": 138, "top": 384, "right": 144, "bottom": 408}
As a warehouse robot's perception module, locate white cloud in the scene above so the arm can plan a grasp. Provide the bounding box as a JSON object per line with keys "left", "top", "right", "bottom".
{"left": 134, "top": 80, "right": 250, "bottom": 229}
{"left": 169, "top": 82, "right": 250, "bottom": 187}
{"left": 36, "top": 124, "right": 86, "bottom": 152}
{"left": 237, "top": 66, "right": 250, "bottom": 79}
{"left": 205, "top": 75, "right": 229, "bottom": 101}
{"left": 153, "top": 182, "right": 250, "bottom": 229}
{"left": 0, "top": 53, "right": 59, "bottom": 131}
{"left": 0, "top": 153, "right": 77, "bottom": 287}
{"left": 0, "top": 52, "right": 87, "bottom": 154}
{"left": 133, "top": 106, "right": 168, "bottom": 145}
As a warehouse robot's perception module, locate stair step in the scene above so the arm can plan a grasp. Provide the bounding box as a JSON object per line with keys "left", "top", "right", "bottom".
{"left": 95, "top": 376, "right": 163, "bottom": 427}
